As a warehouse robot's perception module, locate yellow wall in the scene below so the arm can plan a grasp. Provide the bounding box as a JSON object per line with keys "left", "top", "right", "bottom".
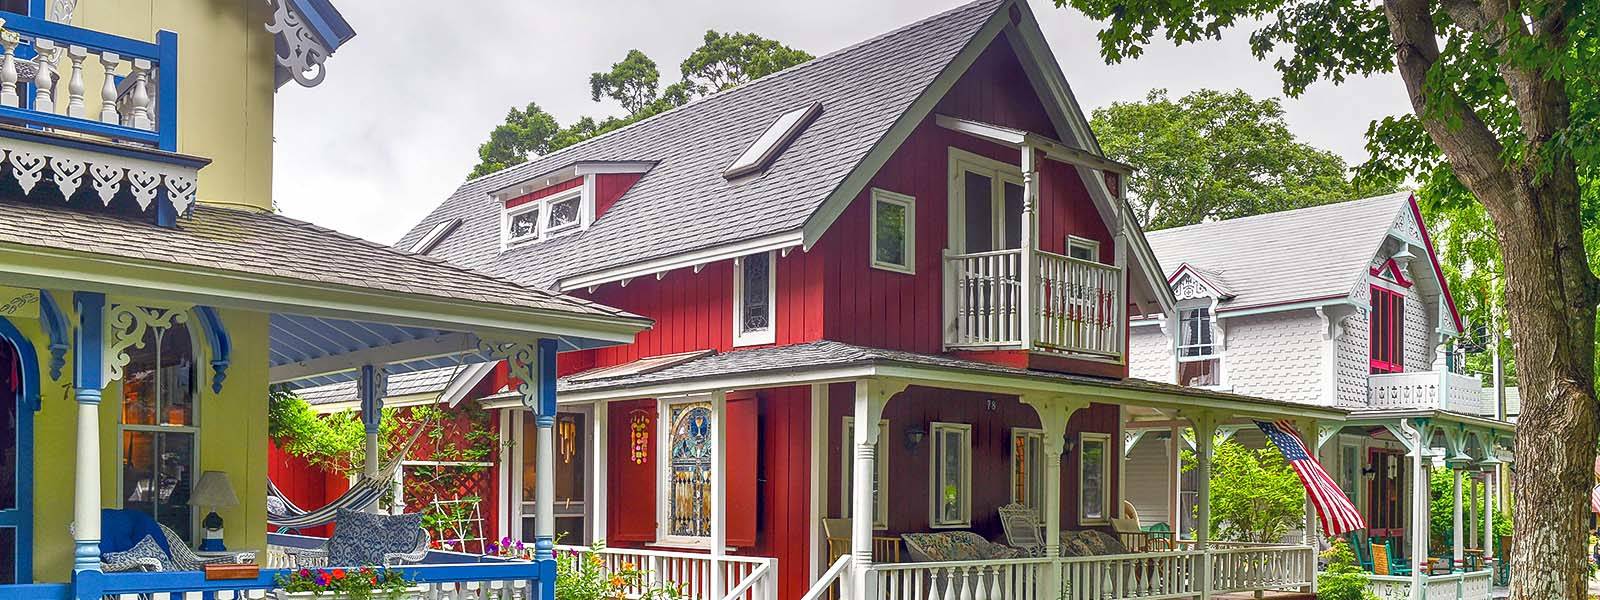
{"left": 26, "top": 296, "right": 269, "bottom": 582}
{"left": 71, "top": 0, "right": 279, "bottom": 212}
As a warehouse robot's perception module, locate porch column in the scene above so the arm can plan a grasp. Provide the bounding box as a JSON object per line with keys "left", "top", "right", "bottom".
{"left": 71, "top": 292, "right": 105, "bottom": 573}
{"left": 1483, "top": 469, "right": 1495, "bottom": 567}
{"left": 850, "top": 380, "right": 901, "bottom": 598}
{"left": 1300, "top": 419, "right": 1320, "bottom": 594}
{"left": 1469, "top": 476, "right": 1479, "bottom": 553}
{"left": 533, "top": 340, "right": 558, "bottom": 566}
{"left": 591, "top": 400, "right": 609, "bottom": 544}
{"left": 357, "top": 364, "right": 387, "bottom": 514}
{"left": 710, "top": 390, "right": 728, "bottom": 600}
{"left": 1024, "top": 395, "right": 1086, "bottom": 599}
{"left": 1406, "top": 420, "right": 1429, "bottom": 599}
{"left": 1019, "top": 145, "right": 1038, "bottom": 348}
{"left": 1187, "top": 411, "right": 1217, "bottom": 600}
{"left": 1452, "top": 468, "right": 1464, "bottom": 571}
{"left": 1168, "top": 425, "right": 1182, "bottom": 540}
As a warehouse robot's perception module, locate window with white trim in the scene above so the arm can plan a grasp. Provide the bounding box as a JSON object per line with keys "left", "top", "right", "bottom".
{"left": 1066, "top": 235, "right": 1101, "bottom": 263}
{"left": 871, "top": 189, "right": 915, "bottom": 274}
{"left": 118, "top": 320, "right": 199, "bottom": 543}
{"left": 841, "top": 417, "right": 889, "bottom": 530}
{"left": 929, "top": 422, "right": 972, "bottom": 528}
{"left": 1177, "top": 304, "right": 1220, "bottom": 387}
{"left": 502, "top": 185, "right": 588, "bottom": 247}
{"left": 1078, "top": 432, "right": 1111, "bottom": 525}
{"left": 733, "top": 252, "right": 776, "bottom": 346}
{"left": 659, "top": 397, "right": 714, "bottom": 543}
{"left": 1011, "top": 428, "right": 1046, "bottom": 519}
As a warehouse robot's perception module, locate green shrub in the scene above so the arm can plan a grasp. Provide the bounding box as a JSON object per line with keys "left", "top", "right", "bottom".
{"left": 1318, "top": 539, "right": 1378, "bottom": 600}
{"left": 1183, "top": 441, "right": 1305, "bottom": 543}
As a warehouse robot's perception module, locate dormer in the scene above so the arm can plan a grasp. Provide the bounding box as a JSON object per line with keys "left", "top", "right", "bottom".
{"left": 490, "top": 161, "right": 654, "bottom": 250}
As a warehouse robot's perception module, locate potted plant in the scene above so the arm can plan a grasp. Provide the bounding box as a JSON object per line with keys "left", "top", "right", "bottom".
{"left": 274, "top": 566, "right": 412, "bottom": 600}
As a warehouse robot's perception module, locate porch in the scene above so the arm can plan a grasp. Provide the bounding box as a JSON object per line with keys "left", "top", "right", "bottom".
{"left": 503, "top": 340, "right": 1341, "bottom": 600}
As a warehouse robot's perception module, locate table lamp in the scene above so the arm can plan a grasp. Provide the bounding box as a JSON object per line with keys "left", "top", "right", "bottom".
{"left": 191, "top": 471, "right": 238, "bottom": 551}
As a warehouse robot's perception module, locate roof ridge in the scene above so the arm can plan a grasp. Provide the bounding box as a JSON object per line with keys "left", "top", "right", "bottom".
{"left": 1147, "top": 191, "right": 1413, "bottom": 237}
{"left": 200, "top": 204, "right": 635, "bottom": 317}
{"left": 455, "top": 0, "right": 1006, "bottom": 191}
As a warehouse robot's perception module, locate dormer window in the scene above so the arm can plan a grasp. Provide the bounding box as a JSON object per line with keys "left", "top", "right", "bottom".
{"left": 501, "top": 183, "right": 587, "bottom": 248}
{"left": 1177, "top": 305, "right": 1220, "bottom": 387}
{"left": 544, "top": 190, "right": 583, "bottom": 235}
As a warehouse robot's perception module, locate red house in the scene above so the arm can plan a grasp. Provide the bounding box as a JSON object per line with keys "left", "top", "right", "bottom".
{"left": 276, "top": 1, "right": 1347, "bottom": 598}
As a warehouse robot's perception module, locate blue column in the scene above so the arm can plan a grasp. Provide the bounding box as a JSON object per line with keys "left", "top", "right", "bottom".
{"left": 357, "top": 365, "right": 386, "bottom": 505}
{"left": 535, "top": 338, "right": 557, "bottom": 599}
{"left": 70, "top": 292, "right": 104, "bottom": 574}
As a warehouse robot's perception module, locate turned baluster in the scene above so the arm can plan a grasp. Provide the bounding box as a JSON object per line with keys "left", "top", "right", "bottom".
{"left": 0, "top": 23, "right": 19, "bottom": 107}
{"left": 126, "top": 58, "right": 150, "bottom": 129}
{"left": 98, "top": 51, "right": 119, "bottom": 124}
{"left": 65, "top": 45, "right": 84, "bottom": 117}
{"left": 32, "top": 39, "right": 54, "bottom": 112}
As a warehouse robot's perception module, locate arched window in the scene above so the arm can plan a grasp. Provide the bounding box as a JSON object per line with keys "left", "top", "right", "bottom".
{"left": 664, "top": 401, "right": 712, "bottom": 540}
{"left": 119, "top": 321, "right": 198, "bottom": 542}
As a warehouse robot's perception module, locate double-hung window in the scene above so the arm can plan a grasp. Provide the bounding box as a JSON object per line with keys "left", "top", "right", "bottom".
{"left": 1011, "top": 429, "right": 1046, "bottom": 519}
{"left": 1177, "top": 305, "right": 1220, "bottom": 387}
{"left": 1370, "top": 285, "right": 1405, "bottom": 374}
{"left": 733, "top": 252, "right": 776, "bottom": 346}
{"left": 841, "top": 417, "right": 889, "bottom": 529}
{"left": 928, "top": 422, "right": 972, "bottom": 528}
{"left": 1078, "top": 433, "right": 1111, "bottom": 525}
{"left": 870, "top": 189, "right": 915, "bottom": 274}
{"left": 1066, "top": 235, "right": 1101, "bottom": 263}
{"left": 118, "top": 316, "right": 199, "bottom": 543}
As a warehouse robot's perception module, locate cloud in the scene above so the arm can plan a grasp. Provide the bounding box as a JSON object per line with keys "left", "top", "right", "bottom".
{"left": 273, "top": 0, "right": 1411, "bottom": 245}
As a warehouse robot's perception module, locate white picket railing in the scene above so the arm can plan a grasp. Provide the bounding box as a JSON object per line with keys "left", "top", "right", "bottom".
{"left": 554, "top": 545, "right": 778, "bottom": 600}
{"left": 1369, "top": 371, "right": 1489, "bottom": 415}
{"left": 943, "top": 248, "right": 1124, "bottom": 359}
{"left": 841, "top": 544, "right": 1311, "bottom": 600}
{"left": 800, "top": 555, "right": 852, "bottom": 600}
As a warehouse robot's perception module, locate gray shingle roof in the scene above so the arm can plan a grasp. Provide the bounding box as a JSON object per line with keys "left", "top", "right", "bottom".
{"left": 549, "top": 339, "right": 1343, "bottom": 415}
{"left": 0, "top": 200, "right": 646, "bottom": 322}
{"left": 297, "top": 365, "right": 461, "bottom": 406}
{"left": 396, "top": 0, "right": 1006, "bottom": 289}
{"left": 1144, "top": 192, "right": 1412, "bottom": 311}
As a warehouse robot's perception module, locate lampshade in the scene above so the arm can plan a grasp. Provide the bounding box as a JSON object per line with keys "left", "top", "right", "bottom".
{"left": 190, "top": 471, "right": 239, "bottom": 508}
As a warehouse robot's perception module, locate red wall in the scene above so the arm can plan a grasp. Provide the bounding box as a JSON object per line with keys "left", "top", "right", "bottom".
{"left": 505, "top": 177, "right": 583, "bottom": 209}
{"left": 268, "top": 441, "right": 347, "bottom": 538}
{"left": 825, "top": 383, "right": 1122, "bottom": 539}
{"left": 595, "top": 173, "right": 645, "bottom": 220}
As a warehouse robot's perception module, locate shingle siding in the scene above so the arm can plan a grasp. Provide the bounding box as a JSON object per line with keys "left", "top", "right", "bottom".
{"left": 1335, "top": 312, "right": 1370, "bottom": 408}
{"left": 1222, "top": 311, "right": 1326, "bottom": 405}
{"left": 1129, "top": 326, "right": 1173, "bottom": 383}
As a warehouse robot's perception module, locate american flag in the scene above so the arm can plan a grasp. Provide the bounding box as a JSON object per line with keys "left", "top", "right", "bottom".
{"left": 1255, "top": 420, "right": 1366, "bottom": 536}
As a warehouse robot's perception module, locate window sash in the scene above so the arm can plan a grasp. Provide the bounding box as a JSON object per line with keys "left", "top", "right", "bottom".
{"left": 1011, "top": 429, "right": 1046, "bottom": 519}
{"left": 870, "top": 189, "right": 915, "bottom": 273}
{"left": 733, "top": 252, "right": 776, "bottom": 346}
{"left": 841, "top": 417, "right": 889, "bottom": 530}
{"left": 1066, "top": 236, "right": 1101, "bottom": 263}
{"left": 928, "top": 422, "right": 972, "bottom": 528}
{"left": 1078, "top": 433, "right": 1111, "bottom": 525}
{"left": 1370, "top": 286, "right": 1405, "bottom": 374}
{"left": 117, "top": 322, "right": 199, "bottom": 543}
{"left": 659, "top": 399, "right": 714, "bottom": 542}
{"left": 1177, "top": 307, "right": 1215, "bottom": 358}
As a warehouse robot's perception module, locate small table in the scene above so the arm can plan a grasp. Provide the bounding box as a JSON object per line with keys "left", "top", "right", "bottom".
{"left": 195, "top": 548, "right": 259, "bottom": 564}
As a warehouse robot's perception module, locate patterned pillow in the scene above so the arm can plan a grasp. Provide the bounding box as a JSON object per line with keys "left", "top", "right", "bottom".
{"left": 102, "top": 534, "right": 172, "bottom": 571}
{"left": 327, "top": 510, "right": 423, "bottom": 566}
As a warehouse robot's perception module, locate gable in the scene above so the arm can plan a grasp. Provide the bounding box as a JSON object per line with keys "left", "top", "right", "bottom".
{"left": 933, "top": 34, "right": 1060, "bottom": 140}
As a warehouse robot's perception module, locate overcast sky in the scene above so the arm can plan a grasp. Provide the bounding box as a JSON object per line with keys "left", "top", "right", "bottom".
{"left": 271, "top": 0, "right": 1413, "bottom": 246}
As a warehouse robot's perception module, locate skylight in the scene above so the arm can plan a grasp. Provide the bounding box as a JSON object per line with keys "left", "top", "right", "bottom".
{"left": 408, "top": 218, "right": 460, "bottom": 254}
{"left": 723, "top": 101, "right": 823, "bottom": 179}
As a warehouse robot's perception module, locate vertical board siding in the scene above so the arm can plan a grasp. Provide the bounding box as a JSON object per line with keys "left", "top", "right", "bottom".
{"left": 824, "top": 383, "right": 1122, "bottom": 540}
{"left": 752, "top": 386, "right": 813, "bottom": 600}
{"left": 267, "top": 441, "right": 335, "bottom": 538}
{"left": 594, "top": 173, "right": 645, "bottom": 220}
{"left": 504, "top": 177, "right": 584, "bottom": 209}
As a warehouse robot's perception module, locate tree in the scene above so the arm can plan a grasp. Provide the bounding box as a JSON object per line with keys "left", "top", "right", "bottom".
{"left": 1058, "top": 0, "right": 1599, "bottom": 593}
{"left": 1091, "top": 88, "right": 1388, "bottom": 230}
{"left": 1182, "top": 441, "right": 1306, "bottom": 543}
{"left": 469, "top": 33, "right": 811, "bottom": 178}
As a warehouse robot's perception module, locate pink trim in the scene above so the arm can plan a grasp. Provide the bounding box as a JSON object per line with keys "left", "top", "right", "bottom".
{"left": 1213, "top": 293, "right": 1347, "bottom": 314}
{"left": 1369, "top": 258, "right": 1414, "bottom": 288}
{"left": 1408, "top": 195, "right": 1465, "bottom": 332}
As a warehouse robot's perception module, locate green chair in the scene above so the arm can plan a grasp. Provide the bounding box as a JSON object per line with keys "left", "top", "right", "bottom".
{"left": 1345, "top": 532, "right": 1374, "bottom": 572}
{"left": 1382, "top": 538, "right": 1413, "bottom": 576}
{"left": 1142, "top": 522, "right": 1172, "bottom": 541}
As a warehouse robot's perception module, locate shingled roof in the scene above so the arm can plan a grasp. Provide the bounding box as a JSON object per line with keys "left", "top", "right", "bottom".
{"left": 1144, "top": 192, "right": 1419, "bottom": 313}
{"left": 397, "top": 0, "right": 1011, "bottom": 289}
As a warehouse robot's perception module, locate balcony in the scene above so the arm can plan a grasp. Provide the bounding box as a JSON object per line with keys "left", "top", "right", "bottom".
{"left": 1368, "top": 370, "right": 1490, "bottom": 415}
{"left": 942, "top": 247, "right": 1125, "bottom": 360}
{"left": 0, "top": 12, "right": 202, "bottom": 223}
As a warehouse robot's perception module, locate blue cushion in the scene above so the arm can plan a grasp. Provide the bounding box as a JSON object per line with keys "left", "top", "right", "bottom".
{"left": 100, "top": 509, "right": 172, "bottom": 556}
{"left": 327, "top": 509, "right": 422, "bottom": 566}
{"left": 102, "top": 534, "right": 172, "bottom": 571}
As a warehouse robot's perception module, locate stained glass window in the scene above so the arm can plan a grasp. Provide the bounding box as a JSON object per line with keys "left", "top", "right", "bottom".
{"left": 1079, "top": 433, "right": 1109, "bottom": 524}
{"left": 1011, "top": 430, "right": 1045, "bottom": 518}
{"left": 734, "top": 252, "right": 774, "bottom": 345}
{"left": 666, "top": 401, "right": 713, "bottom": 538}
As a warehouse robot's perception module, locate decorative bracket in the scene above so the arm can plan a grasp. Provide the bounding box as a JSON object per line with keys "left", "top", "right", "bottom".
{"left": 103, "top": 302, "right": 187, "bottom": 384}
{"left": 38, "top": 290, "right": 69, "bottom": 381}
{"left": 190, "top": 306, "right": 231, "bottom": 394}
{"left": 1021, "top": 394, "right": 1090, "bottom": 458}
{"left": 265, "top": 0, "right": 331, "bottom": 87}
{"left": 852, "top": 379, "right": 908, "bottom": 447}
{"left": 478, "top": 338, "right": 557, "bottom": 415}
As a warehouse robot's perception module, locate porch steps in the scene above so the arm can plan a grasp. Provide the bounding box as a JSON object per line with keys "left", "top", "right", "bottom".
{"left": 1211, "top": 592, "right": 1316, "bottom": 600}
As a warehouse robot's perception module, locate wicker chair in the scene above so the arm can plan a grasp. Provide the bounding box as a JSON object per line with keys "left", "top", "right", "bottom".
{"left": 159, "top": 524, "right": 255, "bottom": 570}
{"left": 997, "top": 503, "right": 1045, "bottom": 557}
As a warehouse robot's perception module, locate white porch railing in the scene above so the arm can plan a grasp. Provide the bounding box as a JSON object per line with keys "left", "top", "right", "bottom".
{"left": 839, "top": 544, "right": 1310, "bottom": 600}
{"left": 555, "top": 544, "right": 779, "bottom": 600}
{"left": 1369, "top": 371, "right": 1489, "bottom": 415}
{"left": 1367, "top": 570, "right": 1492, "bottom": 600}
{"left": 944, "top": 249, "right": 1124, "bottom": 359}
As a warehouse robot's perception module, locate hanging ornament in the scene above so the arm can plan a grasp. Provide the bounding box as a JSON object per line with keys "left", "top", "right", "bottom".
{"left": 630, "top": 410, "right": 651, "bottom": 464}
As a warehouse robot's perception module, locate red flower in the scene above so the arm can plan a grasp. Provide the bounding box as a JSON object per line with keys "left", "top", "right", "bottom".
{"left": 332, "top": 568, "right": 346, "bottom": 580}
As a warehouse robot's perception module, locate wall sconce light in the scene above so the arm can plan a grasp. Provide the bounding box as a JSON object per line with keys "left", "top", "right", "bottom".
{"left": 904, "top": 426, "right": 926, "bottom": 452}
{"left": 1361, "top": 465, "right": 1377, "bottom": 479}
{"left": 1064, "top": 433, "right": 1078, "bottom": 456}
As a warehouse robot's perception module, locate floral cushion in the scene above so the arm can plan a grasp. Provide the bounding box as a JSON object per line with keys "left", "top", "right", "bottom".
{"left": 327, "top": 510, "right": 423, "bottom": 566}
{"left": 902, "top": 532, "right": 1024, "bottom": 562}
{"left": 102, "top": 534, "right": 172, "bottom": 571}
{"left": 1059, "top": 529, "right": 1129, "bottom": 557}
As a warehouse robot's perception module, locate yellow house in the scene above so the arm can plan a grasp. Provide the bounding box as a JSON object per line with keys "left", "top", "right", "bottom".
{"left": 0, "top": 2, "right": 650, "bottom": 597}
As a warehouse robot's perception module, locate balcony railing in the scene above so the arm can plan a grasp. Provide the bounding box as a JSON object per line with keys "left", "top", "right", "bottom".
{"left": 944, "top": 248, "right": 1124, "bottom": 360}
{"left": 1368, "top": 370, "right": 1489, "bottom": 415}
{"left": 0, "top": 11, "right": 177, "bottom": 150}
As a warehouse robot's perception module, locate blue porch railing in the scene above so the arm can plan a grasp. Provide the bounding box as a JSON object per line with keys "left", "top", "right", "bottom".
{"left": 9, "top": 561, "right": 557, "bottom": 600}
{"left": 0, "top": 11, "right": 177, "bottom": 151}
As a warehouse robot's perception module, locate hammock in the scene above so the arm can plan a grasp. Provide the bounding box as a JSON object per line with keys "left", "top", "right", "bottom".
{"left": 267, "top": 427, "right": 425, "bottom": 530}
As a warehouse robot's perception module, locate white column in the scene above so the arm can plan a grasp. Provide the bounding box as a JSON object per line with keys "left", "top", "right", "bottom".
{"left": 1484, "top": 470, "right": 1495, "bottom": 567}
{"left": 1452, "top": 468, "right": 1464, "bottom": 571}
{"left": 1024, "top": 395, "right": 1082, "bottom": 600}
{"left": 1409, "top": 425, "right": 1429, "bottom": 598}
{"left": 710, "top": 390, "right": 728, "bottom": 600}
{"left": 535, "top": 413, "right": 556, "bottom": 551}
{"left": 1190, "top": 412, "right": 1216, "bottom": 600}
{"left": 808, "top": 384, "right": 827, "bottom": 584}
{"left": 1302, "top": 420, "right": 1320, "bottom": 594}
{"left": 1019, "top": 145, "right": 1038, "bottom": 348}
{"left": 850, "top": 380, "right": 894, "bottom": 598}
{"left": 72, "top": 292, "right": 106, "bottom": 572}
{"left": 591, "top": 401, "right": 609, "bottom": 544}
{"left": 1169, "top": 425, "right": 1182, "bottom": 540}
{"left": 1469, "top": 476, "right": 1480, "bottom": 552}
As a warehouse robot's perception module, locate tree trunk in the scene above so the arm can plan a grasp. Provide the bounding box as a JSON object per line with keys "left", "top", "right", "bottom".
{"left": 1381, "top": 0, "right": 1598, "bottom": 596}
